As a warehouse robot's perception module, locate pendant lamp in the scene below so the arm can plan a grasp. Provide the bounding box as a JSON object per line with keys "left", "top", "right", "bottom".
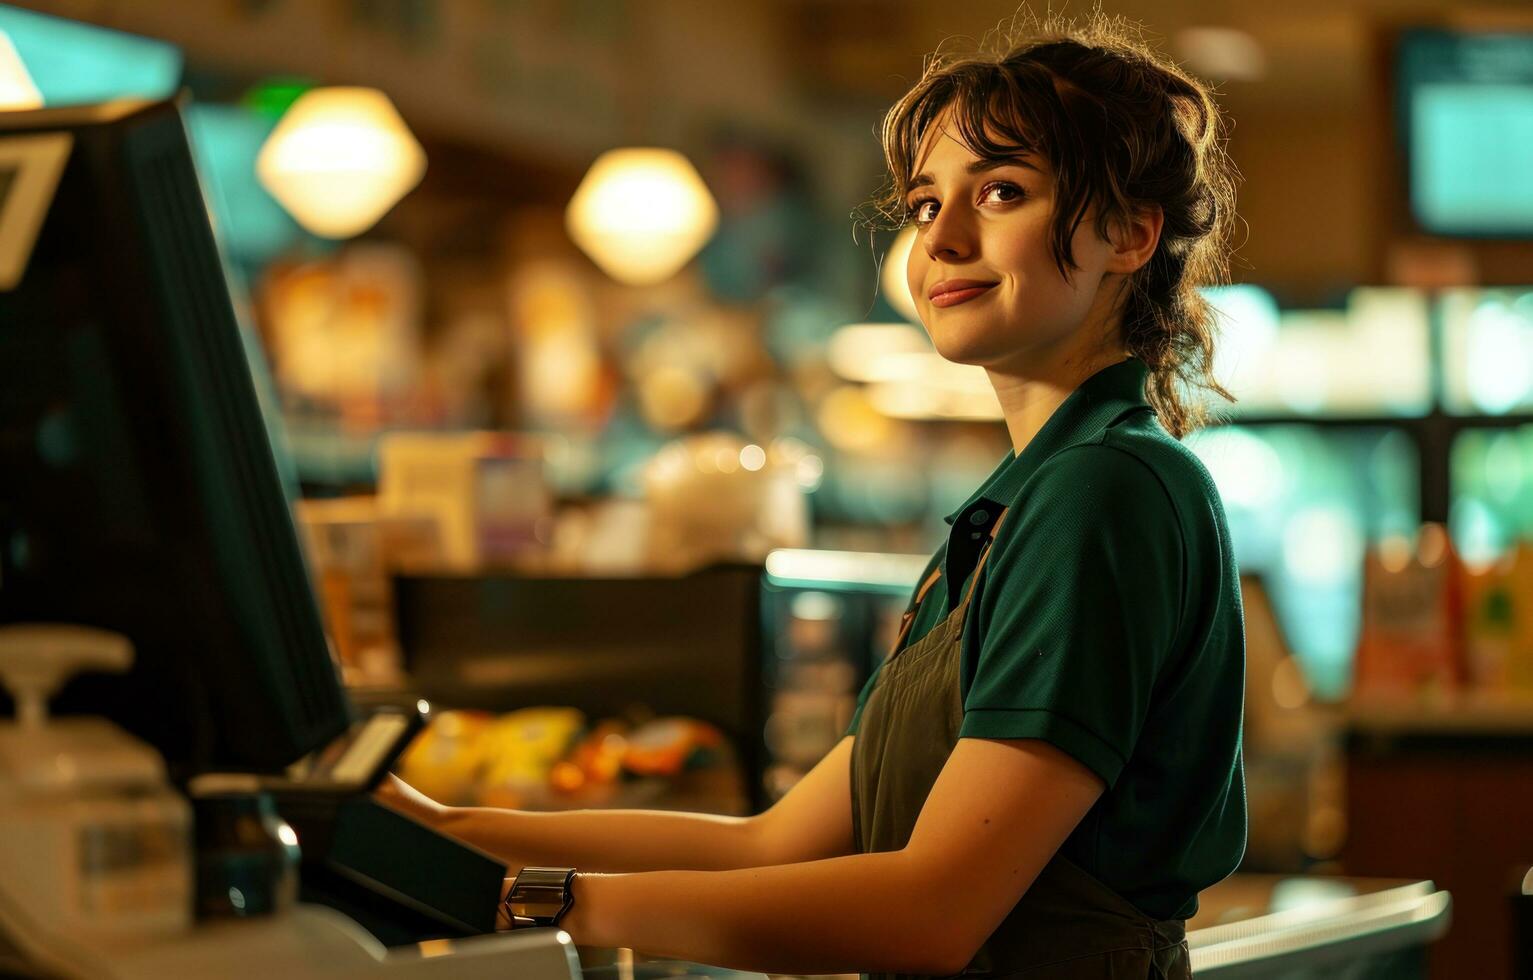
{"left": 565, "top": 147, "right": 718, "bottom": 286}
{"left": 257, "top": 87, "right": 425, "bottom": 239}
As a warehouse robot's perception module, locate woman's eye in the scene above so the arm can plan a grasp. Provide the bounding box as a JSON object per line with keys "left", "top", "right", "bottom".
{"left": 982, "top": 181, "right": 1024, "bottom": 204}
{"left": 908, "top": 183, "right": 1024, "bottom": 226}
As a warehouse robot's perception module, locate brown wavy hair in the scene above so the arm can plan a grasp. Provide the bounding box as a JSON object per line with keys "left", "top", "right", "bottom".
{"left": 863, "top": 9, "right": 1242, "bottom": 437}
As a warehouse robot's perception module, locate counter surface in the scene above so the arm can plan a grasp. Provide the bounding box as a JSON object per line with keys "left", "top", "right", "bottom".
{"left": 574, "top": 873, "right": 1449, "bottom": 980}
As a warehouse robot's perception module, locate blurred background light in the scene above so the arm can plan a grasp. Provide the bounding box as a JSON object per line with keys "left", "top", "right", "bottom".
{"left": 1452, "top": 424, "right": 1533, "bottom": 568}
{"left": 1442, "top": 289, "right": 1533, "bottom": 415}
{"left": 0, "top": 31, "right": 40, "bottom": 109}
{"left": 1211, "top": 287, "right": 1432, "bottom": 419}
{"left": 1189, "top": 428, "right": 1287, "bottom": 510}
{"left": 1174, "top": 26, "right": 1267, "bottom": 82}
{"left": 1205, "top": 283, "right": 1280, "bottom": 398}
{"left": 1284, "top": 505, "right": 1365, "bottom": 589}
{"left": 827, "top": 323, "right": 930, "bottom": 382}
{"left": 880, "top": 224, "right": 920, "bottom": 324}
{"left": 566, "top": 147, "right": 719, "bottom": 286}
{"left": 185, "top": 103, "right": 307, "bottom": 264}
{"left": 256, "top": 86, "right": 426, "bottom": 239}
{"left": 865, "top": 362, "right": 1001, "bottom": 421}
{"left": 1466, "top": 298, "right": 1533, "bottom": 415}
{"left": 0, "top": 5, "right": 180, "bottom": 105}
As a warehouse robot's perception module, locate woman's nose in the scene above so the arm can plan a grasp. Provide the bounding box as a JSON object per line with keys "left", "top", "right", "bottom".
{"left": 923, "top": 207, "right": 974, "bottom": 262}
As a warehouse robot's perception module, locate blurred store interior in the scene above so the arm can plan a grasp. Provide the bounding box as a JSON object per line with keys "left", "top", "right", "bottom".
{"left": 2, "top": 0, "right": 1533, "bottom": 976}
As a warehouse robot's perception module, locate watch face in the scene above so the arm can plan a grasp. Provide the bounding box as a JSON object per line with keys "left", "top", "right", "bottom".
{"left": 509, "top": 868, "right": 574, "bottom": 922}
{"left": 509, "top": 883, "right": 565, "bottom": 916}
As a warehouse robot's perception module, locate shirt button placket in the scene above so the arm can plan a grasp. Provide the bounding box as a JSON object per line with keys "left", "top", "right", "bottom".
{"left": 968, "top": 508, "right": 989, "bottom": 540}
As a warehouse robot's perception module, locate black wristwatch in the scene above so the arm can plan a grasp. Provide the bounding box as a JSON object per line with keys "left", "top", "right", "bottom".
{"left": 503, "top": 867, "right": 578, "bottom": 929}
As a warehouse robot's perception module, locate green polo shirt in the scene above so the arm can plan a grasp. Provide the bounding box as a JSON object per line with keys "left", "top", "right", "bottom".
{"left": 846, "top": 357, "right": 1246, "bottom": 921}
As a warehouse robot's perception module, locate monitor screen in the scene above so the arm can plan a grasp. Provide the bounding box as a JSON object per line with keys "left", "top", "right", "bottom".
{"left": 1398, "top": 28, "right": 1533, "bottom": 238}
{"left": 0, "top": 98, "right": 350, "bottom": 778}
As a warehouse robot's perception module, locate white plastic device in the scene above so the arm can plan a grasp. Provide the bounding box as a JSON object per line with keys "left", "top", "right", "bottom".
{"left": 0, "top": 623, "right": 193, "bottom": 973}
{"left": 0, "top": 624, "right": 586, "bottom": 980}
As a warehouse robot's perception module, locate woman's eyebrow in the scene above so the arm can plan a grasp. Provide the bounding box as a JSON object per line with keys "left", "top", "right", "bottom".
{"left": 908, "top": 155, "right": 1043, "bottom": 191}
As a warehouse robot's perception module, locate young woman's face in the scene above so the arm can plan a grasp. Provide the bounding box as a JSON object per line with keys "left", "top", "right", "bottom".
{"left": 903, "top": 114, "right": 1119, "bottom": 368}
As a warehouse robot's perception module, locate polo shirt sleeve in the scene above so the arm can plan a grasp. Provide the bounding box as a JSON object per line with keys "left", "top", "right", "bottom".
{"left": 958, "top": 444, "right": 1184, "bottom": 788}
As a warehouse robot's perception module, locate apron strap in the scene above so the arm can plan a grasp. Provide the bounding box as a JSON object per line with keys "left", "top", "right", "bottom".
{"left": 914, "top": 564, "right": 943, "bottom": 605}
{"left": 889, "top": 563, "right": 943, "bottom": 656}
{"left": 888, "top": 507, "right": 1011, "bottom": 657}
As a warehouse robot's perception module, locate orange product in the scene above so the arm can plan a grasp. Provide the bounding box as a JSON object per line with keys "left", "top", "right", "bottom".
{"left": 1352, "top": 524, "right": 1466, "bottom": 702}
{"left": 621, "top": 718, "right": 723, "bottom": 777}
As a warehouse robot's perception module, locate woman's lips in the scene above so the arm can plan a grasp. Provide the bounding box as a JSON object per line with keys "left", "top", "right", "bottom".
{"left": 929, "top": 283, "right": 997, "bottom": 308}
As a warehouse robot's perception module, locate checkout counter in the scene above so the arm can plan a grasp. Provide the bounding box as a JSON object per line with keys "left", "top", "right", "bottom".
{"left": 573, "top": 874, "right": 1451, "bottom": 980}
{"left": 0, "top": 868, "right": 1449, "bottom": 980}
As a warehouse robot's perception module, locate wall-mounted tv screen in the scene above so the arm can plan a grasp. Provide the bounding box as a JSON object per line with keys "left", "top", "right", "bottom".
{"left": 1397, "top": 28, "right": 1533, "bottom": 238}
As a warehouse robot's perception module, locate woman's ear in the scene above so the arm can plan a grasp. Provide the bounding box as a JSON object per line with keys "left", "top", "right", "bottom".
{"left": 1105, "top": 205, "right": 1164, "bottom": 275}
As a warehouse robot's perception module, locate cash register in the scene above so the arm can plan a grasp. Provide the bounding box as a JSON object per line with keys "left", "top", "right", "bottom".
{"left": 0, "top": 96, "right": 579, "bottom": 979}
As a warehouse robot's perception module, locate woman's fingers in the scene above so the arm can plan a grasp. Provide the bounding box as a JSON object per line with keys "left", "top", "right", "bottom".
{"left": 373, "top": 772, "right": 444, "bottom": 823}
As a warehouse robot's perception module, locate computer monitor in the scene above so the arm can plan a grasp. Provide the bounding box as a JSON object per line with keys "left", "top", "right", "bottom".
{"left": 1397, "top": 27, "right": 1533, "bottom": 238}
{"left": 0, "top": 97, "right": 350, "bottom": 778}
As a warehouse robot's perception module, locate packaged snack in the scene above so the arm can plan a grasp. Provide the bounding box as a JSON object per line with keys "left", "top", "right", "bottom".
{"left": 1353, "top": 524, "right": 1466, "bottom": 702}
{"left": 1505, "top": 544, "right": 1533, "bottom": 694}
{"left": 622, "top": 718, "right": 723, "bottom": 777}
{"left": 394, "top": 710, "right": 495, "bottom": 805}
{"left": 478, "top": 707, "right": 586, "bottom": 808}
{"left": 1462, "top": 552, "right": 1518, "bottom": 691}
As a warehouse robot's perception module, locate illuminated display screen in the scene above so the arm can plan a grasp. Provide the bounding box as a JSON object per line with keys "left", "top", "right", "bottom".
{"left": 1399, "top": 29, "right": 1533, "bottom": 237}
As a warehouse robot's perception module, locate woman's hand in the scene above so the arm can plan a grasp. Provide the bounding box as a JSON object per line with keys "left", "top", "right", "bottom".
{"left": 373, "top": 772, "right": 448, "bottom": 826}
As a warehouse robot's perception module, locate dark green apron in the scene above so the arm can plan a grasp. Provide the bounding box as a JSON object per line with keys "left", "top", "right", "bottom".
{"left": 850, "top": 508, "right": 1190, "bottom": 979}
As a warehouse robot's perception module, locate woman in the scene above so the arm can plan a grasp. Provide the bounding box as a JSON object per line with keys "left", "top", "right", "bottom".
{"left": 381, "top": 11, "right": 1246, "bottom": 978}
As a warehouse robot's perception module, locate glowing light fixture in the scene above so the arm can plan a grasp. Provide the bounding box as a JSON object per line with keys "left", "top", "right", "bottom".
{"left": 0, "top": 31, "right": 40, "bottom": 109}
{"left": 827, "top": 323, "right": 930, "bottom": 382}
{"left": 1283, "top": 506, "right": 1363, "bottom": 588}
{"left": 881, "top": 224, "right": 921, "bottom": 323}
{"left": 1174, "top": 27, "right": 1266, "bottom": 82}
{"left": 1187, "top": 427, "right": 1286, "bottom": 510}
{"left": 566, "top": 148, "right": 718, "bottom": 286}
{"left": 0, "top": 7, "right": 179, "bottom": 106}
{"left": 1465, "top": 298, "right": 1533, "bottom": 414}
{"left": 256, "top": 87, "right": 425, "bottom": 239}
{"left": 1204, "top": 284, "right": 1279, "bottom": 397}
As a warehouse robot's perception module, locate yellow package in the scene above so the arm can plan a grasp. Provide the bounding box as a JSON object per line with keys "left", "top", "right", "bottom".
{"left": 479, "top": 707, "right": 586, "bottom": 806}
{"left": 395, "top": 710, "right": 494, "bottom": 806}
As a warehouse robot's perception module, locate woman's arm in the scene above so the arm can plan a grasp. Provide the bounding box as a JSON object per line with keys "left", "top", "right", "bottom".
{"left": 375, "top": 773, "right": 758, "bottom": 871}
{"left": 560, "top": 737, "right": 1104, "bottom": 976}
{"left": 374, "top": 735, "right": 857, "bottom": 873}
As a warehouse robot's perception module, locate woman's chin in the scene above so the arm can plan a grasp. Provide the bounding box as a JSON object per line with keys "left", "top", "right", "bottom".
{"left": 929, "top": 334, "right": 999, "bottom": 367}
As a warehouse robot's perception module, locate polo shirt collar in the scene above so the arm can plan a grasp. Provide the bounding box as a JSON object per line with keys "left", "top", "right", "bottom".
{"left": 943, "top": 356, "right": 1153, "bottom": 526}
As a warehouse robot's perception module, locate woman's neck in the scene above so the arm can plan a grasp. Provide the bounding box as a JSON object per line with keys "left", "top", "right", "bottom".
{"left": 985, "top": 341, "right": 1129, "bottom": 457}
